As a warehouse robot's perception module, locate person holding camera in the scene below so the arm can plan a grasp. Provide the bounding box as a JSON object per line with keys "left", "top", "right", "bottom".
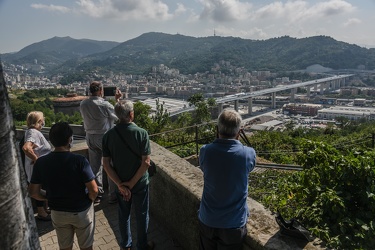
{"left": 80, "top": 81, "right": 122, "bottom": 204}
{"left": 198, "top": 109, "right": 256, "bottom": 250}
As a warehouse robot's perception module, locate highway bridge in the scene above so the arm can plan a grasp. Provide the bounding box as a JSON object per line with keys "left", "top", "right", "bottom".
{"left": 170, "top": 74, "right": 353, "bottom": 116}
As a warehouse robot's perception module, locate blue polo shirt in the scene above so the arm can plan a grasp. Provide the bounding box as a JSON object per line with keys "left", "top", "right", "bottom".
{"left": 198, "top": 138, "right": 256, "bottom": 228}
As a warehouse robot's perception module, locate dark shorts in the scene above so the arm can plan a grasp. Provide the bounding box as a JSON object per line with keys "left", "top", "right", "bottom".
{"left": 198, "top": 220, "right": 247, "bottom": 250}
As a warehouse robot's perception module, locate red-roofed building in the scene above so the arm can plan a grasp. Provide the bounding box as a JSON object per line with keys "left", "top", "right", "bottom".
{"left": 53, "top": 93, "right": 88, "bottom": 115}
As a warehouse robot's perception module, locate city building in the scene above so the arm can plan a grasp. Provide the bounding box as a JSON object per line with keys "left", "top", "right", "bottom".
{"left": 53, "top": 93, "right": 87, "bottom": 115}
{"left": 317, "top": 106, "right": 375, "bottom": 121}
{"left": 282, "top": 103, "right": 322, "bottom": 116}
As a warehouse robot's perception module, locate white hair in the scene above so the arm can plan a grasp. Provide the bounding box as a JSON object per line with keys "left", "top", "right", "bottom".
{"left": 217, "top": 109, "right": 242, "bottom": 138}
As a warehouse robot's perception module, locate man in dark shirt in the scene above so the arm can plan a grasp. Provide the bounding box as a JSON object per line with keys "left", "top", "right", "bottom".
{"left": 29, "top": 122, "right": 98, "bottom": 250}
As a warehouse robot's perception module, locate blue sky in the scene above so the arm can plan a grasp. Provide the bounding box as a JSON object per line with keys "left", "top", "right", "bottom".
{"left": 1, "top": 0, "right": 375, "bottom": 53}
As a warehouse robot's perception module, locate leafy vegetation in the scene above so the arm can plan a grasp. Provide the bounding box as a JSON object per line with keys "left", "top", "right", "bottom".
{"left": 9, "top": 88, "right": 82, "bottom": 126}
{"left": 248, "top": 120, "right": 375, "bottom": 249}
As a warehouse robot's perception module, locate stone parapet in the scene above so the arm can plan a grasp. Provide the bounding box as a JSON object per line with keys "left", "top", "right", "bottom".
{"left": 149, "top": 141, "right": 325, "bottom": 250}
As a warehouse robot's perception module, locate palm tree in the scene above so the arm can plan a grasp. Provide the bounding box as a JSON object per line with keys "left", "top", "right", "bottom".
{"left": 0, "top": 62, "right": 40, "bottom": 248}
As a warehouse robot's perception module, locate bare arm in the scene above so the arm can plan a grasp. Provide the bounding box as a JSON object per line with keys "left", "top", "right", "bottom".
{"left": 85, "top": 179, "right": 98, "bottom": 202}
{"left": 22, "top": 141, "right": 38, "bottom": 163}
{"left": 103, "top": 156, "right": 123, "bottom": 187}
{"left": 103, "top": 156, "right": 131, "bottom": 200}
{"left": 29, "top": 184, "right": 47, "bottom": 201}
{"left": 123, "top": 155, "right": 150, "bottom": 190}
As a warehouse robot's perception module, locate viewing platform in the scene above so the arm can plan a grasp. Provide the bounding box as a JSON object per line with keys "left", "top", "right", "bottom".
{"left": 15, "top": 129, "right": 325, "bottom": 250}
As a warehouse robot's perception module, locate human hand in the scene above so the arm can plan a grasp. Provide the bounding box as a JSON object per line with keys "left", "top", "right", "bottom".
{"left": 115, "top": 89, "right": 122, "bottom": 101}
{"left": 118, "top": 185, "right": 131, "bottom": 201}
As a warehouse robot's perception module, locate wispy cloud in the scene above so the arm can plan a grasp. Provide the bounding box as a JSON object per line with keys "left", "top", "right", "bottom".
{"left": 31, "top": 4, "right": 71, "bottom": 13}
{"left": 254, "top": 0, "right": 355, "bottom": 23}
{"left": 198, "top": 0, "right": 253, "bottom": 22}
{"left": 313, "top": 0, "right": 355, "bottom": 16}
{"left": 175, "top": 3, "right": 187, "bottom": 15}
{"left": 213, "top": 25, "right": 268, "bottom": 39}
{"left": 76, "top": 0, "right": 174, "bottom": 21}
{"left": 343, "top": 18, "right": 361, "bottom": 27}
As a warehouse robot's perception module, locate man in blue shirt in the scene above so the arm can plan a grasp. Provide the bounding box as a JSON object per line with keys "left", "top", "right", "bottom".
{"left": 198, "top": 109, "right": 256, "bottom": 249}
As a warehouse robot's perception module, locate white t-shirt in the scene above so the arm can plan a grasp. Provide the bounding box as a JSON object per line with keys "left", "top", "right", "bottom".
{"left": 24, "top": 128, "right": 52, "bottom": 182}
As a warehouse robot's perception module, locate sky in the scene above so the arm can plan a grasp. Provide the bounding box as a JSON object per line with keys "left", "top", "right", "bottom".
{"left": 1, "top": 0, "right": 375, "bottom": 53}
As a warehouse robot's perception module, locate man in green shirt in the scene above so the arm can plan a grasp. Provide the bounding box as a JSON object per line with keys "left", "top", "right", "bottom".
{"left": 102, "top": 100, "right": 153, "bottom": 250}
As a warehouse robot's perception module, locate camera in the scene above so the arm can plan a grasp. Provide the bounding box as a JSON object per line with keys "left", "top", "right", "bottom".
{"left": 103, "top": 86, "right": 116, "bottom": 97}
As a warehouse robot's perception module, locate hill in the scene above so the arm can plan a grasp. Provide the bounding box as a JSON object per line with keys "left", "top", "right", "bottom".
{"left": 53, "top": 33, "right": 375, "bottom": 75}
{"left": 1, "top": 36, "right": 119, "bottom": 70}
{"left": 2, "top": 32, "right": 375, "bottom": 77}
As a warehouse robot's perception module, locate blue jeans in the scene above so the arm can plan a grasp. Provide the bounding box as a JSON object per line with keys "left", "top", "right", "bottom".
{"left": 116, "top": 185, "right": 149, "bottom": 249}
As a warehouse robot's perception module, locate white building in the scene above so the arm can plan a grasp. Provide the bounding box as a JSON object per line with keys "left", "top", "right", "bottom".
{"left": 317, "top": 106, "right": 375, "bottom": 120}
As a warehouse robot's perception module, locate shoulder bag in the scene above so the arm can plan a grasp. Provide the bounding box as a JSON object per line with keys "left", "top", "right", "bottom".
{"left": 275, "top": 211, "right": 314, "bottom": 242}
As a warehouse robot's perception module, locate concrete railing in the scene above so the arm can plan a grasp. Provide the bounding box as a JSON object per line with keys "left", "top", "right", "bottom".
{"left": 149, "top": 141, "right": 325, "bottom": 250}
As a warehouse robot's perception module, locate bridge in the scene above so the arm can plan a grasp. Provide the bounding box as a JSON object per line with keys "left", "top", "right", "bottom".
{"left": 170, "top": 74, "right": 353, "bottom": 116}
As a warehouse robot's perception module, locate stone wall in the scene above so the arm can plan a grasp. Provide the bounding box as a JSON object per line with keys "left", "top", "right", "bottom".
{"left": 149, "top": 141, "right": 325, "bottom": 250}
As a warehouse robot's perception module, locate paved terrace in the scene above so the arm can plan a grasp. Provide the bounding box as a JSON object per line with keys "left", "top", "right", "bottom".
{"left": 36, "top": 191, "right": 182, "bottom": 250}
{"left": 36, "top": 140, "right": 182, "bottom": 250}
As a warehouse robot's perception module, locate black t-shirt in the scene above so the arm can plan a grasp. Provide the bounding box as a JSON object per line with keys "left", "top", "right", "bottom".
{"left": 31, "top": 151, "right": 95, "bottom": 212}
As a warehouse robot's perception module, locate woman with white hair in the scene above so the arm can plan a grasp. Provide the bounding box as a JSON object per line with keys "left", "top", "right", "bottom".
{"left": 22, "top": 111, "right": 52, "bottom": 220}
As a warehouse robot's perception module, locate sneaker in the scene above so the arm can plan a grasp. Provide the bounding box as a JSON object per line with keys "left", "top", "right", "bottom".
{"left": 94, "top": 197, "right": 101, "bottom": 204}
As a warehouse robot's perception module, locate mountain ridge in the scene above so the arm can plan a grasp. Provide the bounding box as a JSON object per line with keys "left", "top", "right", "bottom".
{"left": 1, "top": 36, "right": 120, "bottom": 67}
{"left": 2, "top": 33, "right": 375, "bottom": 76}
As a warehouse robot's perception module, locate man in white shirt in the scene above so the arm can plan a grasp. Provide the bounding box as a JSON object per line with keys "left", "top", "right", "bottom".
{"left": 80, "top": 81, "right": 122, "bottom": 203}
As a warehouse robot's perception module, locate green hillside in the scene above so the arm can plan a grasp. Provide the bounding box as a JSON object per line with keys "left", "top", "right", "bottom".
{"left": 59, "top": 33, "right": 375, "bottom": 75}
{"left": 2, "top": 32, "right": 375, "bottom": 77}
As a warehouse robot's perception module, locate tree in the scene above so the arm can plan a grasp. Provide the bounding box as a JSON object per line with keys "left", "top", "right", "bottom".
{"left": 174, "top": 112, "right": 192, "bottom": 128}
{"left": 187, "top": 93, "right": 204, "bottom": 107}
{"left": 150, "top": 98, "right": 170, "bottom": 134}
{"left": 187, "top": 93, "right": 216, "bottom": 125}
{"left": 133, "top": 101, "right": 152, "bottom": 131}
{"left": 0, "top": 61, "right": 40, "bottom": 248}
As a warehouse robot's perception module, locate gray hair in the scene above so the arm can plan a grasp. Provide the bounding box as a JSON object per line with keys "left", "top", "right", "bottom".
{"left": 115, "top": 100, "right": 134, "bottom": 122}
{"left": 217, "top": 109, "right": 242, "bottom": 138}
